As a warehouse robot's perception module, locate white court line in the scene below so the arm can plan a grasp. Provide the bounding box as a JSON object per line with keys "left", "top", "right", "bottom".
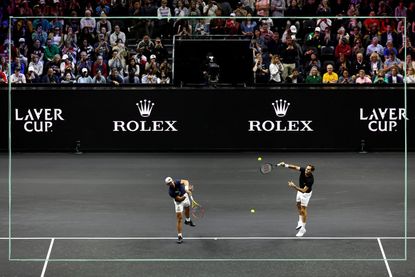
{"left": 1, "top": 236, "right": 414, "bottom": 240}
{"left": 377, "top": 238, "right": 393, "bottom": 277}
{"left": 40, "top": 238, "right": 54, "bottom": 277}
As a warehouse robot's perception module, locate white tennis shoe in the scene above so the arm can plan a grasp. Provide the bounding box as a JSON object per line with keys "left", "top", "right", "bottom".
{"left": 296, "top": 227, "right": 306, "bottom": 237}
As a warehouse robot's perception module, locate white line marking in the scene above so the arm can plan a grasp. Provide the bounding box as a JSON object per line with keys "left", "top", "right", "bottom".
{"left": 377, "top": 238, "right": 393, "bottom": 277}
{"left": 40, "top": 238, "right": 54, "bottom": 277}
{"left": 1, "top": 237, "right": 414, "bottom": 240}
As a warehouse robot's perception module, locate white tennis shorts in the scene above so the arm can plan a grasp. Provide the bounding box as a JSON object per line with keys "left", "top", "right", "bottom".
{"left": 296, "top": 191, "right": 313, "bottom": 207}
{"left": 174, "top": 193, "right": 190, "bottom": 213}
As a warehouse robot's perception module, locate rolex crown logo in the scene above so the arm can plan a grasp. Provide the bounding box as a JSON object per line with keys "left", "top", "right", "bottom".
{"left": 136, "top": 99, "right": 155, "bottom": 117}
{"left": 272, "top": 99, "right": 290, "bottom": 117}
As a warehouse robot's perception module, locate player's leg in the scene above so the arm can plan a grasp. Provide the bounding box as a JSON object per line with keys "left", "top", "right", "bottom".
{"left": 183, "top": 194, "right": 195, "bottom": 227}
{"left": 296, "top": 191, "right": 303, "bottom": 230}
{"left": 174, "top": 201, "right": 184, "bottom": 243}
{"left": 296, "top": 193, "right": 311, "bottom": 237}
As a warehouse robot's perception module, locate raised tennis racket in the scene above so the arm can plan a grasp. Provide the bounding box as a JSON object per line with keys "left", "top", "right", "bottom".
{"left": 260, "top": 163, "right": 281, "bottom": 174}
{"left": 191, "top": 198, "right": 205, "bottom": 219}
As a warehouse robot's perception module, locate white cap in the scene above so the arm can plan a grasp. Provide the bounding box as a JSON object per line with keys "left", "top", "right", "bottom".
{"left": 150, "top": 54, "right": 156, "bottom": 59}
{"left": 315, "top": 27, "right": 321, "bottom": 32}
{"left": 62, "top": 54, "right": 68, "bottom": 60}
{"left": 290, "top": 25, "right": 297, "bottom": 33}
{"left": 165, "top": 177, "right": 173, "bottom": 184}
{"left": 82, "top": 68, "right": 88, "bottom": 72}
{"left": 230, "top": 12, "right": 236, "bottom": 17}
{"left": 19, "top": 38, "right": 25, "bottom": 43}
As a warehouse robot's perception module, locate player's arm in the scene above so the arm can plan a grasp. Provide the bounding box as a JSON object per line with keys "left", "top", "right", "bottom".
{"left": 181, "top": 179, "right": 193, "bottom": 194}
{"left": 277, "top": 162, "right": 301, "bottom": 171}
{"left": 175, "top": 195, "right": 186, "bottom": 202}
{"left": 288, "top": 181, "right": 308, "bottom": 193}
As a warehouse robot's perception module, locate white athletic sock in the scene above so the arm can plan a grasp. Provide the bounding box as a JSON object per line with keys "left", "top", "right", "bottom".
{"left": 186, "top": 218, "right": 191, "bottom": 222}
{"left": 178, "top": 233, "right": 182, "bottom": 237}
{"left": 302, "top": 222, "right": 306, "bottom": 228}
{"left": 298, "top": 215, "right": 302, "bottom": 223}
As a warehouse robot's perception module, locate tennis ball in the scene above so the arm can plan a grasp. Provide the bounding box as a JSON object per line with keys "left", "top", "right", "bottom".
{"left": 257, "top": 157, "right": 262, "bottom": 161}
{"left": 250, "top": 209, "right": 256, "bottom": 213}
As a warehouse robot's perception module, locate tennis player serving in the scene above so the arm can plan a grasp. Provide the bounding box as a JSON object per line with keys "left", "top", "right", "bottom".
{"left": 165, "top": 177, "right": 196, "bottom": 244}
{"left": 278, "top": 162, "right": 315, "bottom": 237}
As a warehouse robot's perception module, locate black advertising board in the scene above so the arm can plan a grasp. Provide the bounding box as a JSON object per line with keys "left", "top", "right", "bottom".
{"left": 0, "top": 86, "right": 412, "bottom": 151}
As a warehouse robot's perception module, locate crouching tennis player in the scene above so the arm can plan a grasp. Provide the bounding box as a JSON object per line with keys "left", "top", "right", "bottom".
{"left": 165, "top": 177, "right": 196, "bottom": 244}
{"left": 278, "top": 162, "right": 315, "bottom": 237}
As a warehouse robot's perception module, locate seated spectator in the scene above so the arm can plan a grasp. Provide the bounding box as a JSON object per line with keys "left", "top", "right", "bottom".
{"left": 351, "top": 38, "right": 364, "bottom": 57}
{"left": 32, "top": 25, "right": 48, "bottom": 47}
{"left": 159, "top": 70, "right": 171, "bottom": 84}
{"left": 224, "top": 14, "right": 240, "bottom": 35}
{"left": 240, "top": 15, "right": 257, "bottom": 37}
{"left": 405, "top": 68, "right": 415, "bottom": 83}
{"left": 76, "top": 51, "right": 93, "bottom": 76}
{"left": 285, "top": 68, "right": 303, "bottom": 83}
{"left": 63, "top": 26, "right": 78, "bottom": 46}
{"left": 80, "top": 9, "right": 96, "bottom": 34}
{"left": 78, "top": 39, "right": 95, "bottom": 61}
{"left": 369, "top": 52, "right": 383, "bottom": 77}
{"left": 11, "top": 57, "right": 25, "bottom": 75}
{"left": 108, "top": 49, "right": 126, "bottom": 76}
{"left": 26, "top": 66, "right": 40, "bottom": 84}
{"left": 383, "top": 41, "right": 398, "bottom": 58}
{"left": 335, "top": 37, "right": 352, "bottom": 60}
{"left": 44, "top": 38, "right": 60, "bottom": 63}
{"left": 366, "top": 37, "right": 384, "bottom": 58}
{"left": 77, "top": 68, "right": 93, "bottom": 83}
{"left": 175, "top": 0, "right": 189, "bottom": 16}
{"left": 387, "top": 66, "right": 404, "bottom": 84}
{"left": 194, "top": 19, "right": 209, "bottom": 36}
{"left": 141, "top": 69, "right": 161, "bottom": 84}
{"left": 107, "top": 67, "right": 123, "bottom": 85}
{"left": 123, "top": 70, "right": 141, "bottom": 84}
{"left": 380, "top": 24, "right": 398, "bottom": 47}
{"left": 61, "top": 72, "right": 75, "bottom": 84}
{"left": 10, "top": 67, "right": 26, "bottom": 84}
{"left": 60, "top": 54, "right": 75, "bottom": 78}
{"left": 0, "top": 65, "right": 7, "bottom": 84}
{"left": 145, "top": 54, "right": 159, "bottom": 75}
{"left": 47, "top": 54, "right": 62, "bottom": 77}
{"left": 96, "top": 0, "right": 110, "bottom": 16}
{"left": 92, "top": 56, "right": 109, "bottom": 78}
{"left": 137, "top": 35, "right": 154, "bottom": 59}
{"left": 335, "top": 53, "right": 350, "bottom": 77}
{"left": 61, "top": 40, "right": 78, "bottom": 65}
{"left": 50, "top": 26, "right": 63, "bottom": 48}
{"left": 338, "top": 69, "right": 353, "bottom": 84}
{"left": 322, "top": 64, "right": 338, "bottom": 83}
{"left": 41, "top": 68, "right": 60, "bottom": 84}
{"left": 17, "top": 38, "right": 29, "bottom": 66}
{"left": 255, "top": 0, "right": 270, "bottom": 16}
{"left": 29, "top": 39, "right": 45, "bottom": 62}
{"left": 305, "top": 66, "right": 322, "bottom": 84}
{"left": 110, "top": 25, "right": 126, "bottom": 47}
{"left": 304, "top": 53, "right": 321, "bottom": 74}
{"left": 253, "top": 53, "right": 269, "bottom": 84}
{"left": 383, "top": 52, "right": 403, "bottom": 76}
{"left": 28, "top": 54, "right": 44, "bottom": 78}
{"left": 373, "top": 69, "right": 388, "bottom": 84}
{"left": 92, "top": 70, "right": 107, "bottom": 84}
{"left": 94, "top": 33, "right": 111, "bottom": 62}
{"left": 152, "top": 38, "right": 168, "bottom": 63}
{"left": 350, "top": 52, "right": 369, "bottom": 76}
{"left": 125, "top": 58, "right": 140, "bottom": 78}
{"left": 269, "top": 55, "right": 283, "bottom": 83}
{"left": 271, "top": 0, "right": 286, "bottom": 16}
{"left": 407, "top": 54, "right": 415, "bottom": 70}
{"left": 355, "top": 69, "right": 372, "bottom": 84}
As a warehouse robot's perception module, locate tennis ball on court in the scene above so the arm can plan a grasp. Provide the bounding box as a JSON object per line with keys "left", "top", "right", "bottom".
{"left": 250, "top": 209, "right": 256, "bottom": 213}
{"left": 258, "top": 157, "right": 262, "bottom": 161}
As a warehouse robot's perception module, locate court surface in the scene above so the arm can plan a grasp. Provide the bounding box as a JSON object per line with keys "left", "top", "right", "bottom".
{"left": 0, "top": 152, "right": 414, "bottom": 276}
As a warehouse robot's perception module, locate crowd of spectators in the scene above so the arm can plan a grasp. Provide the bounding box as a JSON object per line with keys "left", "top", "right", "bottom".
{"left": 0, "top": 0, "right": 415, "bottom": 85}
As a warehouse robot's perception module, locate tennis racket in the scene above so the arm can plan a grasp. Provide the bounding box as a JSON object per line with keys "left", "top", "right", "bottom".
{"left": 260, "top": 163, "right": 282, "bottom": 174}
{"left": 191, "top": 198, "right": 205, "bottom": 219}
